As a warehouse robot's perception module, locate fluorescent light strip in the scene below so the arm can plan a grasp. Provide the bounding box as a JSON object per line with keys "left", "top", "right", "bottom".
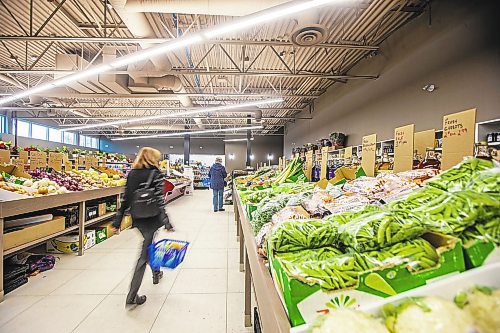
{"left": 61, "top": 98, "right": 282, "bottom": 131}
{"left": 0, "top": 0, "right": 343, "bottom": 106}
{"left": 112, "top": 125, "right": 263, "bottom": 141}
{"left": 223, "top": 138, "right": 252, "bottom": 142}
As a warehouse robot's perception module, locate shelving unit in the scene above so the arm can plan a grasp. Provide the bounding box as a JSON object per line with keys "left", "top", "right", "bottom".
{"left": 475, "top": 118, "right": 500, "bottom": 144}
{"left": 0, "top": 186, "right": 124, "bottom": 301}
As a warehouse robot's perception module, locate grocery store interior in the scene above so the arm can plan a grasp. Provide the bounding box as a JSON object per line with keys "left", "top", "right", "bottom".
{"left": 0, "top": 0, "right": 498, "bottom": 332}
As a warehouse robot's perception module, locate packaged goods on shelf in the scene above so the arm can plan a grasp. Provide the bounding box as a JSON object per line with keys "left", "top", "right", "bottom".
{"left": 4, "top": 216, "right": 65, "bottom": 251}
{"left": 46, "top": 230, "right": 96, "bottom": 253}
{"left": 88, "top": 226, "right": 108, "bottom": 244}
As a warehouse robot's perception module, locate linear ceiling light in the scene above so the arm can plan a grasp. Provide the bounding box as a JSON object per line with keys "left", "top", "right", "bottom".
{"left": 223, "top": 138, "right": 254, "bottom": 142}
{"left": 0, "top": 0, "right": 345, "bottom": 106}
{"left": 111, "top": 125, "right": 263, "bottom": 141}
{"left": 61, "top": 98, "right": 282, "bottom": 131}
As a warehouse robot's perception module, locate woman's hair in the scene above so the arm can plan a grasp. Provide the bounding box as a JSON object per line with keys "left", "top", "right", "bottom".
{"left": 133, "top": 147, "right": 161, "bottom": 169}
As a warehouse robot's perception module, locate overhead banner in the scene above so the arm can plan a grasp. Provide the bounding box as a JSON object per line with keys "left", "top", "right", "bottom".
{"left": 442, "top": 108, "right": 476, "bottom": 170}
{"left": 414, "top": 129, "right": 436, "bottom": 157}
{"left": 361, "top": 134, "right": 377, "bottom": 177}
{"left": 393, "top": 124, "right": 415, "bottom": 172}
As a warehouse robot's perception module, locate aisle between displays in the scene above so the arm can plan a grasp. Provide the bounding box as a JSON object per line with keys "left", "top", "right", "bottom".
{"left": 0, "top": 190, "right": 255, "bottom": 333}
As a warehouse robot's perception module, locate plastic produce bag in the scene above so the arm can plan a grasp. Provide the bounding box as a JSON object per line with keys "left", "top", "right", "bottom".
{"left": 272, "top": 206, "right": 310, "bottom": 224}
{"left": 342, "top": 176, "right": 384, "bottom": 197}
{"left": 324, "top": 204, "right": 382, "bottom": 225}
{"left": 339, "top": 210, "right": 426, "bottom": 252}
{"left": 286, "top": 191, "right": 313, "bottom": 207}
{"left": 467, "top": 163, "right": 500, "bottom": 199}
{"left": 251, "top": 194, "right": 290, "bottom": 234}
{"left": 148, "top": 239, "right": 189, "bottom": 271}
{"left": 426, "top": 157, "right": 494, "bottom": 192}
{"left": 459, "top": 217, "right": 500, "bottom": 245}
{"left": 324, "top": 194, "right": 370, "bottom": 215}
{"left": 269, "top": 219, "right": 339, "bottom": 253}
{"left": 275, "top": 246, "right": 343, "bottom": 263}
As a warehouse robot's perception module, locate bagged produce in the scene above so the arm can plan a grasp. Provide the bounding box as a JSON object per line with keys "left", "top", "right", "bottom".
{"left": 276, "top": 246, "right": 343, "bottom": 263}
{"left": 342, "top": 176, "right": 383, "bottom": 197}
{"left": 323, "top": 204, "right": 381, "bottom": 225}
{"left": 388, "top": 186, "right": 446, "bottom": 211}
{"left": 311, "top": 310, "right": 389, "bottom": 333}
{"left": 459, "top": 217, "right": 500, "bottom": 245}
{"left": 454, "top": 286, "right": 500, "bottom": 333}
{"left": 396, "top": 169, "right": 439, "bottom": 185}
{"left": 382, "top": 296, "right": 478, "bottom": 333}
{"left": 339, "top": 210, "right": 426, "bottom": 252}
{"left": 286, "top": 191, "right": 313, "bottom": 206}
{"left": 272, "top": 206, "right": 310, "bottom": 224}
{"left": 255, "top": 222, "right": 274, "bottom": 256}
{"left": 269, "top": 219, "right": 339, "bottom": 253}
{"left": 323, "top": 193, "right": 370, "bottom": 215}
{"left": 426, "top": 157, "right": 494, "bottom": 192}
{"left": 467, "top": 164, "right": 500, "bottom": 199}
{"left": 251, "top": 194, "right": 291, "bottom": 234}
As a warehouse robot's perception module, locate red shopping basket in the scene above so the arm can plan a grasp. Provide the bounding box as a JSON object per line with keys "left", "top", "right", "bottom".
{"left": 163, "top": 179, "right": 175, "bottom": 194}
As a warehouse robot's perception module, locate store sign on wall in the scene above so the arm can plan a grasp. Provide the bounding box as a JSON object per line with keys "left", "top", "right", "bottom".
{"left": 48, "top": 153, "right": 63, "bottom": 172}
{"left": 394, "top": 124, "right": 415, "bottom": 172}
{"left": 442, "top": 108, "right": 476, "bottom": 170}
{"left": 361, "top": 134, "right": 377, "bottom": 177}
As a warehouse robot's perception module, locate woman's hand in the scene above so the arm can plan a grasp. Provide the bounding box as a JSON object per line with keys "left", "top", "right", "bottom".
{"left": 112, "top": 226, "right": 120, "bottom": 235}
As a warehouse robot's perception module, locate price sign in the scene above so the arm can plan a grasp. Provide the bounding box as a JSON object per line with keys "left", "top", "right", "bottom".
{"left": 344, "top": 146, "right": 353, "bottom": 159}
{"left": 305, "top": 151, "right": 314, "bottom": 181}
{"left": 0, "top": 150, "right": 10, "bottom": 164}
{"left": 393, "top": 124, "right": 415, "bottom": 172}
{"left": 48, "top": 152, "right": 63, "bottom": 172}
{"left": 85, "top": 156, "right": 93, "bottom": 170}
{"left": 91, "top": 156, "right": 99, "bottom": 168}
{"left": 78, "top": 156, "right": 86, "bottom": 168}
{"left": 30, "top": 151, "right": 47, "bottom": 170}
{"left": 320, "top": 146, "right": 329, "bottom": 179}
{"left": 19, "top": 150, "right": 29, "bottom": 164}
{"left": 63, "top": 154, "right": 72, "bottom": 171}
{"left": 361, "top": 134, "right": 377, "bottom": 177}
{"left": 12, "top": 158, "right": 24, "bottom": 170}
{"left": 414, "top": 129, "right": 436, "bottom": 157}
{"left": 442, "top": 108, "right": 476, "bottom": 170}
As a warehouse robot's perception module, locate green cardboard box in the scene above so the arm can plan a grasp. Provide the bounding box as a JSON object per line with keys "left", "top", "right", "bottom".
{"left": 246, "top": 204, "right": 257, "bottom": 222}
{"left": 268, "top": 232, "right": 465, "bottom": 327}
{"left": 463, "top": 239, "right": 499, "bottom": 269}
{"left": 90, "top": 226, "right": 108, "bottom": 244}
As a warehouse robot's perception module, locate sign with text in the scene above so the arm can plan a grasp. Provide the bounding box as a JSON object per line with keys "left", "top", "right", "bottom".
{"left": 78, "top": 156, "right": 86, "bottom": 168}
{"left": 414, "top": 129, "right": 436, "bottom": 157}
{"left": 394, "top": 124, "right": 415, "bottom": 172}
{"left": 12, "top": 158, "right": 24, "bottom": 170}
{"left": 48, "top": 152, "right": 63, "bottom": 172}
{"left": 19, "top": 150, "right": 29, "bottom": 164}
{"left": 344, "top": 146, "right": 353, "bottom": 159}
{"left": 361, "top": 134, "right": 377, "bottom": 177}
{"left": 85, "top": 156, "right": 93, "bottom": 170}
{"left": 30, "top": 151, "right": 47, "bottom": 170}
{"left": 91, "top": 156, "right": 99, "bottom": 168}
{"left": 305, "top": 151, "right": 314, "bottom": 181}
{"left": 0, "top": 150, "right": 10, "bottom": 164}
{"left": 442, "top": 108, "right": 476, "bottom": 170}
{"left": 63, "top": 154, "right": 72, "bottom": 171}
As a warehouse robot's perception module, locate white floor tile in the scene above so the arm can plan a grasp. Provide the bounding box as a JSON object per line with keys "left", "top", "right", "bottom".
{"left": 228, "top": 269, "right": 245, "bottom": 293}
{"left": 197, "top": 231, "right": 230, "bottom": 242}
{"left": 111, "top": 268, "right": 179, "bottom": 295}
{"left": 0, "top": 295, "right": 105, "bottom": 333}
{"left": 73, "top": 294, "right": 166, "bottom": 333}
{"left": 51, "top": 269, "right": 130, "bottom": 295}
{"left": 183, "top": 249, "right": 228, "bottom": 269}
{"left": 170, "top": 269, "right": 227, "bottom": 294}
{"left": 228, "top": 249, "right": 241, "bottom": 270}
{"left": 0, "top": 295, "right": 42, "bottom": 327}
{"left": 89, "top": 252, "right": 139, "bottom": 270}
{"left": 192, "top": 238, "right": 229, "bottom": 249}
{"left": 51, "top": 252, "right": 106, "bottom": 270}
{"left": 227, "top": 293, "right": 254, "bottom": 333}
{"left": 150, "top": 293, "right": 226, "bottom": 333}
{"left": 9, "top": 269, "right": 82, "bottom": 296}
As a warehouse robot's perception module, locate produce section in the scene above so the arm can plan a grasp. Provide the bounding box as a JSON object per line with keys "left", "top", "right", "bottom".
{"left": 232, "top": 155, "right": 499, "bottom": 331}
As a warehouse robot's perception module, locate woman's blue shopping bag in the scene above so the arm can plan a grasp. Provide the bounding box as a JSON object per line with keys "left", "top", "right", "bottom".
{"left": 148, "top": 239, "right": 189, "bottom": 270}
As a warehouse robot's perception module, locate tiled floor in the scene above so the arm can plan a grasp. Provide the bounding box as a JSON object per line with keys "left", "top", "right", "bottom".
{"left": 0, "top": 190, "right": 254, "bottom": 333}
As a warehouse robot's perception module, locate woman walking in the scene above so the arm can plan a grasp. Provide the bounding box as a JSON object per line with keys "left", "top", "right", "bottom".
{"left": 112, "top": 147, "right": 174, "bottom": 307}
{"left": 208, "top": 157, "right": 227, "bottom": 212}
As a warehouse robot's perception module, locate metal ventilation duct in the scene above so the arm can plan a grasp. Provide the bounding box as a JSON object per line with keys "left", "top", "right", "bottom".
{"left": 290, "top": 9, "right": 328, "bottom": 46}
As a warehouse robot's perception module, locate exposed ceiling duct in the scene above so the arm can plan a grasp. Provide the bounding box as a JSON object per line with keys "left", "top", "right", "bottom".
{"left": 108, "top": 0, "right": 203, "bottom": 128}
{"left": 121, "top": 0, "right": 291, "bottom": 16}
{"left": 290, "top": 9, "right": 328, "bottom": 46}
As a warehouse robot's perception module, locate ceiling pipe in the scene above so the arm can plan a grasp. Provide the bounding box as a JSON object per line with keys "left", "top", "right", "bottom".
{"left": 122, "top": 0, "right": 290, "bottom": 16}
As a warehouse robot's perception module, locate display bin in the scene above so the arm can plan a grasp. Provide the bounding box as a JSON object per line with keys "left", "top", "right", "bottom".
{"left": 4, "top": 216, "right": 66, "bottom": 251}
{"left": 85, "top": 205, "right": 99, "bottom": 221}
{"left": 46, "top": 230, "right": 96, "bottom": 253}
{"left": 462, "top": 239, "right": 499, "bottom": 269}
{"left": 268, "top": 232, "right": 466, "bottom": 327}
{"left": 51, "top": 206, "right": 79, "bottom": 228}
{"left": 98, "top": 203, "right": 106, "bottom": 216}
{"left": 246, "top": 204, "right": 258, "bottom": 222}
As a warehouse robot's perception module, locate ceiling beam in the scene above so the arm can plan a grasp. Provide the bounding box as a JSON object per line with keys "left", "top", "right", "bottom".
{"left": 3, "top": 92, "right": 319, "bottom": 99}
{"left": 17, "top": 116, "right": 308, "bottom": 121}
{"left": 0, "top": 106, "right": 303, "bottom": 111}
{"left": 0, "top": 35, "right": 379, "bottom": 51}
{"left": 0, "top": 69, "right": 378, "bottom": 80}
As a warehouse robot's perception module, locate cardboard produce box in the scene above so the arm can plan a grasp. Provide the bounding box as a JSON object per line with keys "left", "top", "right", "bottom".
{"left": 46, "top": 230, "right": 96, "bottom": 253}
{"left": 88, "top": 226, "right": 107, "bottom": 244}
{"left": 4, "top": 216, "right": 65, "bottom": 250}
{"left": 268, "top": 233, "right": 465, "bottom": 327}
{"left": 100, "top": 221, "right": 115, "bottom": 239}
{"left": 462, "top": 239, "right": 499, "bottom": 269}
{"left": 98, "top": 203, "right": 106, "bottom": 216}
{"left": 120, "top": 215, "right": 132, "bottom": 230}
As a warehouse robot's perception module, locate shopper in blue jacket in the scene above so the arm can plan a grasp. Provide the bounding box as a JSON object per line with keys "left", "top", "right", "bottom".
{"left": 208, "top": 157, "right": 227, "bottom": 212}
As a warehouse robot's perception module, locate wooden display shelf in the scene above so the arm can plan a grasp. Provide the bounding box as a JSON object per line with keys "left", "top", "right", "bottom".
{"left": 85, "top": 212, "right": 117, "bottom": 227}
{"left": 3, "top": 225, "right": 80, "bottom": 257}
{"left": 233, "top": 188, "right": 291, "bottom": 333}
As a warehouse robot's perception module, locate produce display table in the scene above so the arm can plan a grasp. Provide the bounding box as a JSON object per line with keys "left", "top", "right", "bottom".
{"left": 233, "top": 185, "right": 291, "bottom": 333}
{"left": 0, "top": 186, "right": 124, "bottom": 301}
{"left": 165, "top": 181, "right": 190, "bottom": 202}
